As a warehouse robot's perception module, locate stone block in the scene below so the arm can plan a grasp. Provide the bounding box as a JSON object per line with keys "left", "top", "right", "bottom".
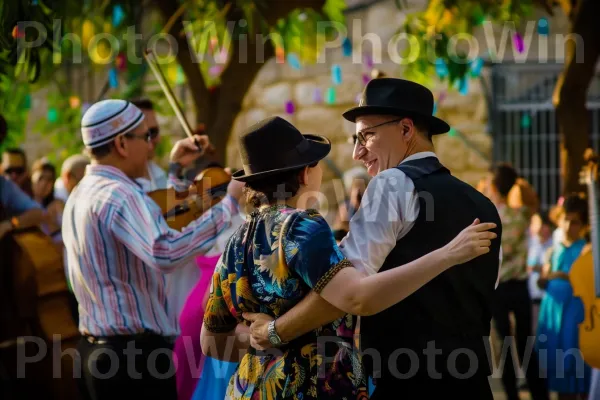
{"left": 434, "top": 135, "right": 468, "bottom": 172}
{"left": 295, "top": 107, "right": 347, "bottom": 142}
{"left": 254, "top": 59, "right": 280, "bottom": 86}
{"left": 294, "top": 80, "right": 319, "bottom": 107}
{"left": 257, "top": 82, "right": 293, "bottom": 110}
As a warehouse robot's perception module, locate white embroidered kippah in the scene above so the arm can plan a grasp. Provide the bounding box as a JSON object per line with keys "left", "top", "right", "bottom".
{"left": 81, "top": 99, "right": 145, "bottom": 148}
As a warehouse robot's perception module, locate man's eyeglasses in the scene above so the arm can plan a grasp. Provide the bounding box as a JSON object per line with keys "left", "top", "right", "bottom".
{"left": 124, "top": 131, "right": 152, "bottom": 143}
{"left": 149, "top": 127, "right": 160, "bottom": 139}
{"left": 351, "top": 118, "right": 404, "bottom": 146}
{"left": 4, "top": 167, "right": 25, "bottom": 175}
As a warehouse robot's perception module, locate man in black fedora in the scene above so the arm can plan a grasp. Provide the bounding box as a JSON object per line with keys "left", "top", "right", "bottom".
{"left": 244, "top": 78, "right": 503, "bottom": 398}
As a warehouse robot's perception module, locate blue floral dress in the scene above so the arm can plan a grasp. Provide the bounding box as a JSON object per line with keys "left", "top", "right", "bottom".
{"left": 203, "top": 205, "right": 368, "bottom": 400}
{"left": 536, "top": 239, "right": 591, "bottom": 394}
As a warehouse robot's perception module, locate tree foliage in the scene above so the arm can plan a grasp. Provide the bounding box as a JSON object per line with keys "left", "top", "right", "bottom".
{"left": 0, "top": 0, "right": 346, "bottom": 165}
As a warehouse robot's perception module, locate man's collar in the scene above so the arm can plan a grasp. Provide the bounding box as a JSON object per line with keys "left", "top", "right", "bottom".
{"left": 399, "top": 151, "right": 438, "bottom": 165}
{"left": 86, "top": 164, "right": 144, "bottom": 192}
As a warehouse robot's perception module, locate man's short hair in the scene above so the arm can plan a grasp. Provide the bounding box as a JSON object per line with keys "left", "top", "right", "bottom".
{"left": 491, "top": 163, "right": 518, "bottom": 198}
{"left": 61, "top": 154, "right": 90, "bottom": 176}
{"left": 130, "top": 98, "right": 154, "bottom": 111}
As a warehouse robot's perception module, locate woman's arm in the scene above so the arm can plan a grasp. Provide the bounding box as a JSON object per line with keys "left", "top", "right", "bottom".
{"left": 200, "top": 324, "right": 250, "bottom": 362}
{"left": 319, "top": 219, "right": 496, "bottom": 316}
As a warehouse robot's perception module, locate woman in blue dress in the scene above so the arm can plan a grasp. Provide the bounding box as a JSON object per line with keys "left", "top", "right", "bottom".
{"left": 536, "top": 194, "right": 591, "bottom": 399}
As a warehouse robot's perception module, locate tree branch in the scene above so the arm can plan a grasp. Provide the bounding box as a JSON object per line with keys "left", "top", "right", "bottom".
{"left": 155, "top": 0, "right": 209, "bottom": 126}
{"left": 552, "top": 0, "right": 600, "bottom": 194}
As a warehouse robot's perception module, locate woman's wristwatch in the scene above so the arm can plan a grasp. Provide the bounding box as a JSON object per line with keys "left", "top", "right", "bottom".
{"left": 267, "top": 320, "right": 287, "bottom": 347}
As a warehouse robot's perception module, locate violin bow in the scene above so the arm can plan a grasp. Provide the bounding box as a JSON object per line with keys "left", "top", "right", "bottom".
{"left": 143, "top": 49, "right": 201, "bottom": 150}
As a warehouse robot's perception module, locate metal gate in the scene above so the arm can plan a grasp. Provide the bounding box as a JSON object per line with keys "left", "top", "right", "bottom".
{"left": 489, "top": 62, "right": 600, "bottom": 211}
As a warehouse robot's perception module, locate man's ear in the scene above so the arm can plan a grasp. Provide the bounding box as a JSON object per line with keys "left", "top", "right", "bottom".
{"left": 114, "top": 135, "right": 128, "bottom": 158}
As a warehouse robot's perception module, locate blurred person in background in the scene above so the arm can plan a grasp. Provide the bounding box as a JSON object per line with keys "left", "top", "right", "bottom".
{"left": 131, "top": 98, "right": 167, "bottom": 191}
{"left": 333, "top": 165, "right": 370, "bottom": 241}
{"left": 31, "top": 159, "right": 64, "bottom": 245}
{"left": 2, "top": 147, "right": 32, "bottom": 197}
{"left": 527, "top": 211, "right": 555, "bottom": 333}
{"left": 537, "top": 194, "right": 592, "bottom": 400}
{"left": 54, "top": 154, "right": 90, "bottom": 203}
{"left": 488, "top": 162, "right": 549, "bottom": 400}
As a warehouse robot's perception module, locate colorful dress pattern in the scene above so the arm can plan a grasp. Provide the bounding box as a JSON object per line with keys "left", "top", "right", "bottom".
{"left": 203, "top": 205, "right": 368, "bottom": 400}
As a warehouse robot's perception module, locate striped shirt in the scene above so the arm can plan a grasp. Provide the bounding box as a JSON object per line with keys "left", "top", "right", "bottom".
{"left": 63, "top": 164, "right": 238, "bottom": 337}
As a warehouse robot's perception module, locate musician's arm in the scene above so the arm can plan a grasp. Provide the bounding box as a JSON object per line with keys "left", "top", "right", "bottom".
{"left": 110, "top": 191, "right": 239, "bottom": 272}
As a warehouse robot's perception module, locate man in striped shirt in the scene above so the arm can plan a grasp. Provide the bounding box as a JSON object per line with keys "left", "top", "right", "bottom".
{"left": 63, "top": 100, "right": 244, "bottom": 399}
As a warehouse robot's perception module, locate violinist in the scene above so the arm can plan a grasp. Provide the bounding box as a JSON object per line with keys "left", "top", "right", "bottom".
{"left": 62, "top": 99, "right": 244, "bottom": 399}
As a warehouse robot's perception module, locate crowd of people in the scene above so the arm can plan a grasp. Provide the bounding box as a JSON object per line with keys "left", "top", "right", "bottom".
{"left": 0, "top": 76, "right": 598, "bottom": 400}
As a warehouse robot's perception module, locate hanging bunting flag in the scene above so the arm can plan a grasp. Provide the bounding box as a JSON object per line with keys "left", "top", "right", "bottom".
{"left": 69, "top": 96, "right": 81, "bottom": 109}
{"left": 448, "top": 128, "right": 457, "bottom": 137}
{"left": 82, "top": 20, "right": 94, "bottom": 48}
{"left": 209, "top": 65, "right": 223, "bottom": 77}
{"left": 47, "top": 108, "right": 58, "bottom": 123}
{"left": 362, "top": 73, "right": 370, "bottom": 85}
{"left": 513, "top": 32, "right": 525, "bottom": 53}
{"left": 287, "top": 53, "right": 302, "bottom": 70}
{"left": 433, "top": 102, "right": 438, "bottom": 116}
{"left": 364, "top": 53, "right": 374, "bottom": 70}
{"left": 32, "top": 0, "right": 38, "bottom": 5}
{"left": 285, "top": 100, "right": 295, "bottom": 115}
{"left": 332, "top": 64, "right": 342, "bottom": 85}
{"left": 435, "top": 59, "right": 449, "bottom": 78}
{"left": 23, "top": 94, "right": 31, "bottom": 110}
{"left": 108, "top": 68, "right": 119, "bottom": 88}
{"left": 325, "top": 87, "right": 336, "bottom": 105}
{"left": 438, "top": 90, "right": 447, "bottom": 104}
{"left": 538, "top": 18, "right": 549, "bottom": 35}
{"left": 276, "top": 47, "right": 285, "bottom": 63}
{"left": 458, "top": 77, "right": 469, "bottom": 95}
{"left": 112, "top": 4, "right": 125, "bottom": 27}
{"left": 313, "top": 88, "right": 323, "bottom": 104}
{"left": 176, "top": 66, "right": 184, "bottom": 84}
{"left": 82, "top": 102, "right": 91, "bottom": 114}
{"left": 116, "top": 53, "right": 127, "bottom": 71}
{"left": 342, "top": 37, "right": 353, "bottom": 57}
{"left": 521, "top": 113, "right": 531, "bottom": 128}
{"left": 469, "top": 57, "right": 484, "bottom": 77}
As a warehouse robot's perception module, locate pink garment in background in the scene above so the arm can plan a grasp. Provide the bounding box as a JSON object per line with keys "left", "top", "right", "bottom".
{"left": 174, "top": 254, "right": 221, "bottom": 400}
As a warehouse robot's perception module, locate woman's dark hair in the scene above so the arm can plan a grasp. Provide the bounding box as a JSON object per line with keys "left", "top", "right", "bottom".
{"left": 561, "top": 193, "right": 589, "bottom": 225}
{"left": 31, "top": 159, "right": 57, "bottom": 208}
{"left": 243, "top": 162, "right": 317, "bottom": 208}
{"left": 491, "top": 163, "right": 518, "bottom": 198}
{"left": 537, "top": 210, "right": 555, "bottom": 230}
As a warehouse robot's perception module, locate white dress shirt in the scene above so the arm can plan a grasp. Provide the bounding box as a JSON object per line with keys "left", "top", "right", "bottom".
{"left": 339, "top": 151, "right": 502, "bottom": 284}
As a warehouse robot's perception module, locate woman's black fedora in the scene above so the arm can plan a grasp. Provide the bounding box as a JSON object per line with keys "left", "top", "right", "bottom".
{"left": 343, "top": 78, "right": 450, "bottom": 135}
{"left": 232, "top": 116, "right": 331, "bottom": 182}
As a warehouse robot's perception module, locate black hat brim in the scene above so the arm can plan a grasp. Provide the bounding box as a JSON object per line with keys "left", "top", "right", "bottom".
{"left": 232, "top": 134, "right": 331, "bottom": 182}
{"left": 342, "top": 105, "right": 450, "bottom": 135}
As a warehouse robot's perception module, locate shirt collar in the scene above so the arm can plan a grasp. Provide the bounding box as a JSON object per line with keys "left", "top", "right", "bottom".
{"left": 400, "top": 151, "right": 438, "bottom": 165}
{"left": 86, "top": 164, "right": 144, "bottom": 193}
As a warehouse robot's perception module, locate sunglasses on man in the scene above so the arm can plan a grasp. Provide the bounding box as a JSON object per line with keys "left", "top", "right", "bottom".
{"left": 4, "top": 167, "right": 25, "bottom": 175}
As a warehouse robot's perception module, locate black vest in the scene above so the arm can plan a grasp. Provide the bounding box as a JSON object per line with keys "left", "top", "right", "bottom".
{"left": 360, "top": 157, "right": 502, "bottom": 380}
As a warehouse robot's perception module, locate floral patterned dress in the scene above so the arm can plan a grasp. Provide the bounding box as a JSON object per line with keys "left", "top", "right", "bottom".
{"left": 203, "top": 205, "right": 368, "bottom": 400}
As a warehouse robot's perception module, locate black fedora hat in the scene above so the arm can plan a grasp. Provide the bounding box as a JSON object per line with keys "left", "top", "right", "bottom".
{"left": 343, "top": 78, "right": 450, "bottom": 135}
{"left": 232, "top": 116, "right": 331, "bottom": 182}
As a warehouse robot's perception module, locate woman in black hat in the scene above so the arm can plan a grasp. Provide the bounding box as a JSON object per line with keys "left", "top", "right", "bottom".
{"left": 200, "top": 116, "right": 497, "bottom": 399}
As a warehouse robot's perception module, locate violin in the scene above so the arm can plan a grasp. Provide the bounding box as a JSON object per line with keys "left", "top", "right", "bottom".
{"left": 143, "top": 49, "right": 231, "bottom": 231}
{"left": 570, "top": 148, "right": 600, "bottom": 368}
